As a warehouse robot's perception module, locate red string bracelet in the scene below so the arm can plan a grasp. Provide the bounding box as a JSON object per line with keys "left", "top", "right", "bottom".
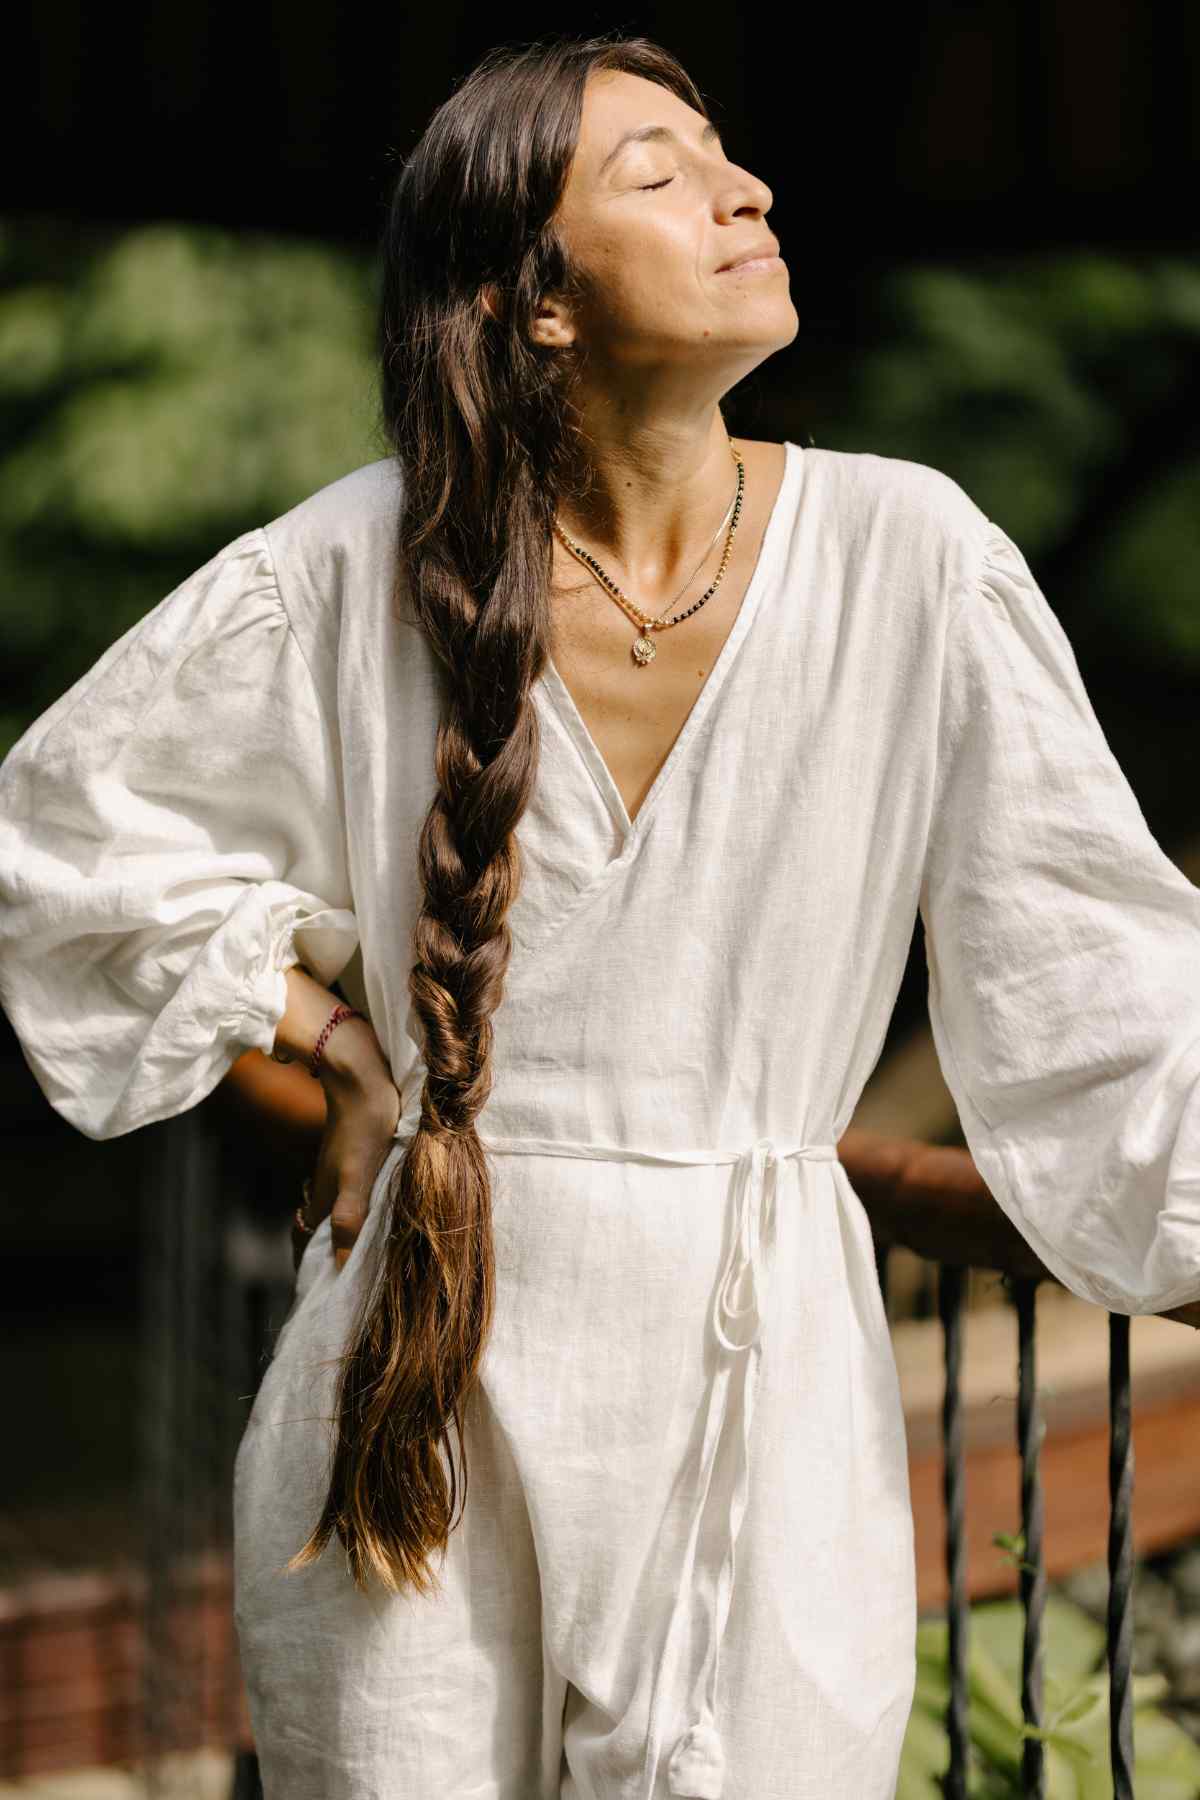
{"left": 308, "top": 1004, "right": 365, "bottom": 1079}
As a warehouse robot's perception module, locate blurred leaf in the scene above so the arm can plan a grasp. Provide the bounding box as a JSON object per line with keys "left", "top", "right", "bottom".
{"left": 0, "top": 216, "right": 384, "bottom": 755}
{"left": 0, "top": 285, "right": 71, "bottom": 395}
{"left": 1074, "top": 456, "right": 1200, "bottom": 663}
{"left": 902, "top": 1596, "right": 1200, "bottom": 1798}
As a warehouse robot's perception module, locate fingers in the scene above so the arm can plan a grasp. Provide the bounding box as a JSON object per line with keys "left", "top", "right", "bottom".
{"left": 330, "top": 1190, "right": 369, "bottom": 1271}
{"left": 295, "top": 1133, "right": 397, "bottom": 1276}
{"left": 329, "top": 1153, "right": 388, "bottom": 1269}
{"left": 291, "top": 1182, "right": 363, "bottom": 1274}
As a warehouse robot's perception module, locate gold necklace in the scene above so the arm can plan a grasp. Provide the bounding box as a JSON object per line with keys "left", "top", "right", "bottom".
{"left": 639, "top": 465, "right": 739, "bottom": 631}
{"left": 553, "top": 436, "right": 745, "bottom": 668}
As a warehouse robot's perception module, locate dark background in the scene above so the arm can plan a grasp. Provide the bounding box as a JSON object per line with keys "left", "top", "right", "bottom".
{"left": 8, "top": 2, "right": 1198, "bottom": 248}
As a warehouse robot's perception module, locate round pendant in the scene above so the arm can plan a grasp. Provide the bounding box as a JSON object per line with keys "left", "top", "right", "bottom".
{"left": 632, "top": 634, "right": 656, "bottom": 666}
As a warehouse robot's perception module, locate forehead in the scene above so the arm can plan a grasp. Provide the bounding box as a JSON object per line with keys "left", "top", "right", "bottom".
{"left": 573, "top": 69, "right": 710, "bottom": 178}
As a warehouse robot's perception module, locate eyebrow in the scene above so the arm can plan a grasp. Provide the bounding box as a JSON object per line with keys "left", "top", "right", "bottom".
{"left": 597, "top": 119, "right": 723, "bottom": 179}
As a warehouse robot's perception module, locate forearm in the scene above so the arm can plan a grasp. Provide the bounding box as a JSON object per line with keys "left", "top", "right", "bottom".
{"left": 213, "top": 964, "right": 396, "bottom": 1174}
{"left": 272, "top": 963, "right": 394, "bottom": 1095}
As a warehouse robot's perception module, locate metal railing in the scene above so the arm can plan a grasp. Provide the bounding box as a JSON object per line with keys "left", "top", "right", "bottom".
{"left": 858, "top": 1127, "right": 1200, "bottom": 1798}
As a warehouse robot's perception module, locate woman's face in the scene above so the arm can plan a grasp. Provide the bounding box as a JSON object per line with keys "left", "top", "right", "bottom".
{"left": 538, "top": 69, "right": 798, "bottom": 384}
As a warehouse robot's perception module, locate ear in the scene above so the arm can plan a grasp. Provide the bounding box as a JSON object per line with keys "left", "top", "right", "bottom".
{"left": 529, "top": 291, "right": 577, "bottom": 350}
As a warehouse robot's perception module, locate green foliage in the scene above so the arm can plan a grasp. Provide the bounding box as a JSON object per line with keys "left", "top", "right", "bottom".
{"left": 0, "top": 219, "right": 1197, "bottom": 761}
{"left": 826, "top": 252, "right": 1200, "bottom": 671}
{"left": 899, "top": 1591, "right": 1200, "bottom": 1797}
{"left": 0, "top": 218, "right": 381, "bottom": 757}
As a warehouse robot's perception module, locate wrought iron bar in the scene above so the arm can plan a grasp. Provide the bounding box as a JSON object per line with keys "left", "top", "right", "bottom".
{"left": 1013, "top": 1277, "right": 1046, "bottom": 1797}
{"left": 231, "top": 1748, "right": 264, "bottom": 1798}
{"left": 874, "top": 1235, "right": 890, "bottom": 1319}
{"left": 1107, "top": 1311, "right": 1135, "bottom": 1796}
{"left": 140, "top": 1110, "right": 197, "bottom": 1787}
{"left": 938, "top": 1260, "right": 970, "bottom": 1798}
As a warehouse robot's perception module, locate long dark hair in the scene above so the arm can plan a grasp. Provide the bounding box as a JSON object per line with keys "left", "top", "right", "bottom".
{"left": 286, "top": 33, "right": 713, "bottom": 1594}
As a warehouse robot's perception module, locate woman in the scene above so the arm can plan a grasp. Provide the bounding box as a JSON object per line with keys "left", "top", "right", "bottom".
{"left": 2, "top": 31, "right": 1199, "bottom": 1800}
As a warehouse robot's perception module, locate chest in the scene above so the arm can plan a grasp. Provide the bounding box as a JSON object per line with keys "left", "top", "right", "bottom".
{"left": 546, "top": 448, "right": 787, "bottom": 830}
{"left": 544, "top": 586, "right": 750, "bottom": 830}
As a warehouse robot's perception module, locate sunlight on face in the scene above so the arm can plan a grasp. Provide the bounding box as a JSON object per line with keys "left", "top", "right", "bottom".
{"left": 544, "top": 69, "right": 798, "bottom": 376}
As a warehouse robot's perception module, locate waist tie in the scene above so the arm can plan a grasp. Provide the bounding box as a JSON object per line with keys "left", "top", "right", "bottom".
{"left": 391, "top": 1118, "right": 839, "bottom": 1800}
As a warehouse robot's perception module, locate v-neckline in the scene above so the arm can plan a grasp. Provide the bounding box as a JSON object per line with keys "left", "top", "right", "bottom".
{"left": 537, "top": 440, "right": 800, "bottom": 849}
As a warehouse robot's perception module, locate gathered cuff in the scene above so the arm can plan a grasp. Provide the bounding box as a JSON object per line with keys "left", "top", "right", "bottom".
{"left": 236, "top": 883, "right": 360, "bottom": 1058}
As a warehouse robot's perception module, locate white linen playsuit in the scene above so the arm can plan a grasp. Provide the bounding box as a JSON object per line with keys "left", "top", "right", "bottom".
{"left": 2, "top": 440, "right": 1199, "bottom": 1799}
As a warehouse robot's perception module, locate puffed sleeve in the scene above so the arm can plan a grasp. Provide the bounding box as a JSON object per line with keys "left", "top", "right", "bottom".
{"left": 0, "top": 528, "right": 359, "bottom": 1140}
{"left": 919, "top": 520, "right": 1200, "bottom": 1315}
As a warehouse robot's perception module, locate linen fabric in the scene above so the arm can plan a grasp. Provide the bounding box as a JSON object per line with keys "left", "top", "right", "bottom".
{"left": 2, "top": 440, "right": 1198, "bottom": 1799}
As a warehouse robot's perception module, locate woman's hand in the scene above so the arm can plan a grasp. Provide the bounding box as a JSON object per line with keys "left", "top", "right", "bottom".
{"left": 293, "top": 1014, "right": 403, "bottom": 1273}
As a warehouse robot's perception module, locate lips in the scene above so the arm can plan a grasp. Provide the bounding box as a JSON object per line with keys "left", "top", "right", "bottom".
{"left": 716, "top": 241, "right": 780, "bottom": 273}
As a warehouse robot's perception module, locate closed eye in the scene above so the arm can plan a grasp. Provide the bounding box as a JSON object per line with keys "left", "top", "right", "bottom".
{"left": 640, "top": 177, "right": 674, "bottom": 191}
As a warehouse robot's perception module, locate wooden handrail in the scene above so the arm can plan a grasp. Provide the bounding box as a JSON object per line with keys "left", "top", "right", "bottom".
{"left": 210, "top": 1057, "right": 1200, "bottom": 1331}
{"left": 837, "top": 1125, "right": 1200, "bottom": 1331}
{"left": 836, "top": 1127, "right": 1048, "bottom": 1277}
{"left": 209, "top": 1046, "right": 326, "bottom": 1179}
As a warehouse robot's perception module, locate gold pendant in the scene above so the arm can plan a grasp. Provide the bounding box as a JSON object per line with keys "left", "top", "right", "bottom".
{"left": 632, "top": 634, "right": 656, "bottom": 666}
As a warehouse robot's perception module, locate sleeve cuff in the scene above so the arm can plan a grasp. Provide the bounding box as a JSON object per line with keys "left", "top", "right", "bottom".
{"left": 237, "top": 888, "right": 360, "bottom": 1057}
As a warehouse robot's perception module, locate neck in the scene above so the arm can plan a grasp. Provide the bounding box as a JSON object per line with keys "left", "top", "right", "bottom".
{"left": 555, "top": 407, "right": 740, "bottom": 595}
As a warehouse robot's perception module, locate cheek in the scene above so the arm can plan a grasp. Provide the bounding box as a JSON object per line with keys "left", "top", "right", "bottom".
{"left": 587, "top": 232, "right": 706, "bottom": 329}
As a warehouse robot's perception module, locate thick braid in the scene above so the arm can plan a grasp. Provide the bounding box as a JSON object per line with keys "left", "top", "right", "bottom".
{"left": 411, "top": 699, "right": 538, "bottom": 1139}
{"left": 286, "top": 479, "right": 552, "bottom": 1598}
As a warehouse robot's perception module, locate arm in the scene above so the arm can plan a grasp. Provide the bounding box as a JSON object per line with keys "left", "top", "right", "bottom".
{"left": 0, "top": 527, "right": 360, "bottom": 1140}
{"left": 916, "top": 516, "right": 1200, "bottom": 1317}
